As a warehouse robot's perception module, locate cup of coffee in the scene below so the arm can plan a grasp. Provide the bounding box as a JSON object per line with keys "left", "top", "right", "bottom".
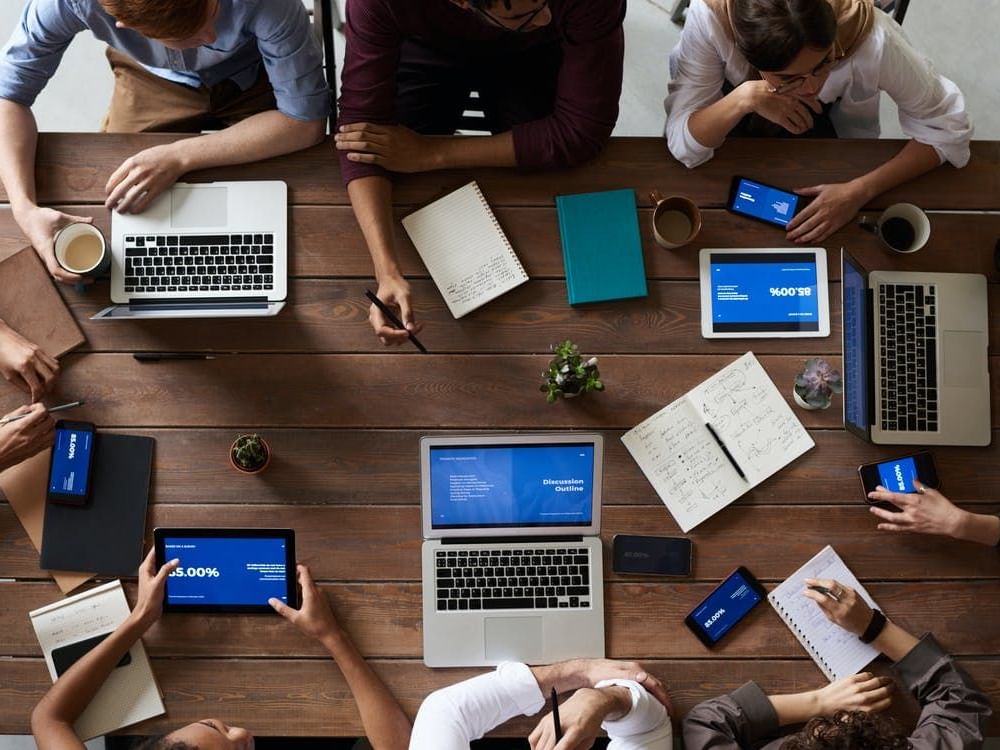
{"left": 650, "top": 190, "right": 701, "bottom": 249}
{"left": 53, "top": 222, "right": 109, "bottom": 277}
{"left": 859, "top": 203, "right": 930, "bottom": 254}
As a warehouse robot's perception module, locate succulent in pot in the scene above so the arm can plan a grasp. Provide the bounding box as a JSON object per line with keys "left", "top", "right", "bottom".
{"left": 541, "top": 340, "right": 605, "bottom": 404}
{"left": 230, "top": 433, "right": 271, "bottom": 474}
{"left": 793, "top": 358, "right": 843, "bottom": 410}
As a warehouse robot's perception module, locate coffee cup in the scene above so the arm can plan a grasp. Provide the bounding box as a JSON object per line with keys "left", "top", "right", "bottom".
{"left": 650, "top": 190, "right": 701, "bottom": 249}
{"left": 53, "top": 222, "right": 109, "bottom": 277}
{"left": 859, "top": 203, "right": 930, "bottom": 254}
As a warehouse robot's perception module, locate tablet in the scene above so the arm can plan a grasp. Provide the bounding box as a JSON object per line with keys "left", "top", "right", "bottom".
{"left": 699, "top": 248, "right": 830, "bottom": 338}
{"left": 154, "top": 528, "right": 296, "bottom": 613}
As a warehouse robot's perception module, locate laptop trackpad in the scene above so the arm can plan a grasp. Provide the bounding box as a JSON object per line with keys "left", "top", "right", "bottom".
{"left": 943, "top": 331, "right": 986, "bottom": 387}
{"left": 484, "top": 617, "right": 543, "bottom": 663}
{"left": 171, "top": 186, "right": 228, "bottom": 227}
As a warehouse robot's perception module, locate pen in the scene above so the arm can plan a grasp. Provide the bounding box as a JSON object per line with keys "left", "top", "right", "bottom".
{"left": 0, "top": 400, "right": 85, "bottom": 426}
{"left": 551, "top": 687, "right": 563, "bottom": 742}
{"left": 705, "top": 422, "right": 747, "bottom": 481}
{"left": 365, "top": 289, "right": 428, "bottom": 353}
{"left": 808, "top": 584, "right": 841, "bottom": 602}
{"left": 134, "top": 352, "right": 217, "bottom": 362}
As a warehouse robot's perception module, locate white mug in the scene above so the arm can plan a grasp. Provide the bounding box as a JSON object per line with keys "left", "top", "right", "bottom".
{"left": 53, "top": 222, "right": 109, "bottom": 276}
{"left": 859, "top": 203, "right": 930, "bottom": 254}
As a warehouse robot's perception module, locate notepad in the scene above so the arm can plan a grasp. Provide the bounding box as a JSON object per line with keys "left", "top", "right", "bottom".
{"left": 768, "top": 546, "right": 881, "bottom": 681}
{"left": 401, "top": 181, "right": 528, "bottom": 318}
{"left": 622, "top": 352, "right": 814, "bottom": 532}
{"left": 30, "top": 580, "right": 165, "bottom": 740}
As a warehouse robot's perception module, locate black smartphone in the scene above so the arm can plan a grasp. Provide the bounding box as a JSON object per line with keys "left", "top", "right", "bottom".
{"left": 47, "top": 420, "right": 97, "bottom": 506}
{"left": 51, "top": 633, "right": 131, "bottom": 677}
{"left": 859, "top": 451, "right": 939, "bottom": 511}
{"left": 684, "top": 566, "right": 767, "bottom": 648}
{"left": 726, "top": 175, "right": 805, "bottom": 229}
{"left": 612, "top": 534, "right": 692, "bottom": 576}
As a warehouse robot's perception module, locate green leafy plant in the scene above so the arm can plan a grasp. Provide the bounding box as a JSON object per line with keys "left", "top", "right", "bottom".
{"left": 793, "top": 358, "right": 843, "bottom": 409}
{"left": 540, "top": 340, "right": 605, "bottom": 404}
{"left": 230, "top": 433, "right": 270, "bottom": 473}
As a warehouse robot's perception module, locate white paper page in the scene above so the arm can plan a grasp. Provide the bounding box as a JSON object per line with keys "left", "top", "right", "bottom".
{"left": 401, "top": 182, "right": 528, "bottom": 318}
{"left": 622, "top": 396, "right": 744, "bottom": 532}
{"left": 688, "top": 352, "right": 814, "bottom": 485}
{"left": 768, "top": 546, "right": 881, "bottom": 681}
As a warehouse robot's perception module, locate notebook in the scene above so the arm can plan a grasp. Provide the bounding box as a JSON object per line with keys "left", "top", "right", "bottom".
{"left": 622, "top": 352, "right": 814, "bottom": 532}
{"left": 29, "top": 580, "right": 165, "bottom": 740}
{"left": 401, "top": 181, "right": 528, "bottom": 318}
{"left": 768, "top": 546, "right": 881, "bottom": 681}
{"left": 555, "top": 189, "right": 647, "bottom": 305}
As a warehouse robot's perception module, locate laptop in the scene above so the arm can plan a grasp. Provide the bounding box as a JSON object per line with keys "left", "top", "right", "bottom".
{"left": 93, "top": 181, "right": 288, "bottom": 319}
{"left": 841, "top": 249, "right": 990, "bottom": 446}
{"left": 420, "top": 434, "right": 606, "bottom": 667}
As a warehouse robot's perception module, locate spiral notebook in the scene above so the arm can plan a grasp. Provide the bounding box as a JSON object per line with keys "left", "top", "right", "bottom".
{"left": 401, "top": 181, "right": 528, "bottom": 318}
{"left": 768, "top": 546, "right": 881, "bottom": 681}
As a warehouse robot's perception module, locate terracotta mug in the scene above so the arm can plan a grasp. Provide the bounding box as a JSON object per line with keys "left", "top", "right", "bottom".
{"left": 650, "top": 190, "right": 701, "bottom": 249}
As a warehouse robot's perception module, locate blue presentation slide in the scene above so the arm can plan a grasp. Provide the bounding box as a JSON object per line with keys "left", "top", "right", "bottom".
{"left": 49, "top": 427, "right": 93, "bottom": 496}
{"left": 731, "top": 179, "right": 800, "bottom": 226}
{"left": 877, "top": 456, "right": 919, "bottom": 493}
{"left": 691, "top": 570, "right": 762, "bottom": 642}
{"left": 430, "top": 444, "right": 594, "bottom": 528}
{"left": 163, "top": 537, "right": 289, "bottom": 605}
{"left": 710, "top": 253, "right": 819, "bottom": 330}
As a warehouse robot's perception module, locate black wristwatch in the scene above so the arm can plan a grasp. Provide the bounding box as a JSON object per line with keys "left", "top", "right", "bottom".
{"left": 859, "top": 609, "right": 888, "bottom": 644}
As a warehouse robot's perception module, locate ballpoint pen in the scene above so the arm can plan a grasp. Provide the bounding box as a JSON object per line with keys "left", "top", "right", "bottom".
{"left": 0, "top": 400, "right": 85, "bottom": 426}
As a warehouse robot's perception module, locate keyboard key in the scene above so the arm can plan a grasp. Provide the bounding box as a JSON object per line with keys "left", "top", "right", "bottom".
{"left": 483, "top": 598, "right": 534, "bottom": 610}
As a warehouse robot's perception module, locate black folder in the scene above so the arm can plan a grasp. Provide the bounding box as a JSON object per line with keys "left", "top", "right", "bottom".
{"left": 40, "top": 433, "right": 154, "bottom": 576}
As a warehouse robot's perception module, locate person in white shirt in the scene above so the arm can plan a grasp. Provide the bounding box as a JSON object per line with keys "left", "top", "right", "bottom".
{"left": 664, "top": 0, "right": 972, "bottom": 244}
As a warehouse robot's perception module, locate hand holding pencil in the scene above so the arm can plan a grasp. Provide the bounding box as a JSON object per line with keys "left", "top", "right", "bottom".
{"left": 0, "top": 403, "right": 55, "bottom": 472}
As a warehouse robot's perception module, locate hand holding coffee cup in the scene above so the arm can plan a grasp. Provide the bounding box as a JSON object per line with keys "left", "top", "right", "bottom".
{"left": 53, "top": 222, "right": 110, "bottom": 286}
{"left": 650, "top": 190, "right": 702, "bottom": 249}
{"left": 12, "top": 206, "right": 98, "bottom": 284}
{"left": 859, "top": 203, "right": 930, "bottom": 254}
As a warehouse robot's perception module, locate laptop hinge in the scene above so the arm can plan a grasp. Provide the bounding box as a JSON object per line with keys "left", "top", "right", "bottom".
{"left": 128, "top": 296, "right": 269, "bottom": 311}
{"left": 866, "top": 287, "right": 877, "bottom": 430}
{"left": 442, "top": 535, "right": 585, "bottom": 545}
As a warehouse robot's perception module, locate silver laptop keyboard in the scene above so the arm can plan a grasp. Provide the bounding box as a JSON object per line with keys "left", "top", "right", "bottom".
{"left": 122, "top": 234, "right": 275, "bottom": 294}
{"left": 878, "top": 283, "right": 938, "bottom": 432}
{"left": 435, "top": 546, "right": 592, "bottom": 612}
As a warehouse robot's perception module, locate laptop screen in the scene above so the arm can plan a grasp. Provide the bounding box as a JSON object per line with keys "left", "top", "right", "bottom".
{"left": 842, "top": 252, "right": 869, "bottom": 434}
{"left": 429, "top": 443, "right": 596, "bottom": 530}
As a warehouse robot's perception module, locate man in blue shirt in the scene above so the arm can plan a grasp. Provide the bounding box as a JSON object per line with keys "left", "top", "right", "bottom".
{"left": 0, "top": 0, "right": 330, "bottom": 284}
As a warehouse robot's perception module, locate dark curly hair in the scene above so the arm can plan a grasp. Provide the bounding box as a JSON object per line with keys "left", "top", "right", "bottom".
{"left": 779, "top": 710, "right": 910, "bottom": 749}
{"left": 731, "top": 0, "right": 837, "bottom": 72}
{"left": 132, "top": 735, "right": 196, "bottom": 750}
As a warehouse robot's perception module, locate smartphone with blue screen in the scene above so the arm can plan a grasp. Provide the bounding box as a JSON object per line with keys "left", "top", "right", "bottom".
{"left": 727, "top": 176, "right": 804, "bottom": 229}
{"left": 47, "top": 420, "right": 96, "bottom": 506}
{"left": 684, "top": 566, "right": 767, "bottom": 648}
{"left": 858, "top": 451, "right": 939, "bottom": 512}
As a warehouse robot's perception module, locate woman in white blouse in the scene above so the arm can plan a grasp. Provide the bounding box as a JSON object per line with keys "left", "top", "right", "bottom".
{"left": 664, "top": 0, "right": 972, "bottom": 243}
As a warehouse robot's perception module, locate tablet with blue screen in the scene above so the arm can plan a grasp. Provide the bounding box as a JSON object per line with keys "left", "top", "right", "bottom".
{"left": 699, "top": 248, "right": 830, "bottom": 338}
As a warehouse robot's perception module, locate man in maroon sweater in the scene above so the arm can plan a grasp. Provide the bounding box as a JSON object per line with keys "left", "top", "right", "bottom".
{"left": 334, "top": 0, "right": 625, "bottom": 343}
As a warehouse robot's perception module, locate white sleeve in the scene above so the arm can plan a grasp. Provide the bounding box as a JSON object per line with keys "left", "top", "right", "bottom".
{"left": 876, "top": 15, "right": 972, "bottom": 167}
{"left": 663, "top": 0, "right": 729, "bottom": 168}
{"left": 595, "top": 679, "right": 673, "bottom": 750}
{"left": 409, "top": 662, "right": 544, "bottom": 750}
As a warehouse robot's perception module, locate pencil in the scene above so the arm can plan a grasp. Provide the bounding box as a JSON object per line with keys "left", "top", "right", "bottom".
{"left": 551, "top": 687, "right": 562, "bottom": 742}
{"left": 0, "top": 400, "right": 85, "bottom": 426}
{"left": 364, "top": 289, "right": 428, "bottom": 353}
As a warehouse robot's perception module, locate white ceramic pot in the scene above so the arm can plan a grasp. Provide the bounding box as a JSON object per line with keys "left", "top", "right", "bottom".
{"left": 792, "top": 389, "right": 821, "bottom": 410}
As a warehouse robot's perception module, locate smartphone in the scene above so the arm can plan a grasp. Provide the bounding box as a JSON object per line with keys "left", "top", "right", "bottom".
{"left": 47, "top": 420, "right": 97, "bottom": 506}
{"left": 612, "top": 534, "right": 692, "bottom": 576}
{"left": 727, "top": 176, "right": 804, "bottom": 229}
{"left": 51, "top": 633, "right": 131, "bottom": 677}
{"left": 684, "top": 566, "right": 767, "bottom": 648}
{"left": 859, "top": 451, "right": 939, "bottom": 511}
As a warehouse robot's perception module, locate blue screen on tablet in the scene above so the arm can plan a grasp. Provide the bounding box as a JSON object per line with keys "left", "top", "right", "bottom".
{"left": 709, "top": 252, "right": 821, "bottom": 333}
{"left": 876, "top": 456, "right": 919, "bottom": 493}
{"left": 163, "top": 536, "right": 289, "bottom": 606}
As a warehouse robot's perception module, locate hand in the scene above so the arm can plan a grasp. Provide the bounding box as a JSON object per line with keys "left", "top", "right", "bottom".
{"left": 270, "top": 564, "right": 342, "bottom": 642}
{"left": 0, "top": 322, "right": 59, "bottom": 400}
{"left": 132, "top": 547, "right": 179, "bottom": 628}
{"left": 528, "top": 687, "right": 627, "bottom": 750}
{"left": 867, "top": 479, "right": 964, "bottom": 537}
{"left": 0, "top": 403, "right": 55, "bottom": 472}
{"left": 12, "top": 204, "right": 94, "bottom": 284}
{"left": 743, "top": 80, "right": 822, "bottom": 135}
{"left": 105, "top": 143, "right": 187, "bottom": 214}
{"left": 803, "top": 578, "right": 873, "bottom": 637}
{"left": 369, "top": 275, "right": 423, "bottom": 346}
{"left": 815, "top": 672, "right": 894, "bottom": 715}
{"left": 335, "top": 123, "right": 440, "bottom": 173}
{"left": 785, "top": 181, "right": 868, "bottom": 243}
{"left": 569, "top": 658, "right": 672, "bottom": 712}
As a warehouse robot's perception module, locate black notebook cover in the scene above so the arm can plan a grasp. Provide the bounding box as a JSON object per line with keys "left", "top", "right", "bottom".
{"left": 40, "top": 434, "right": 154, "bottom": 576}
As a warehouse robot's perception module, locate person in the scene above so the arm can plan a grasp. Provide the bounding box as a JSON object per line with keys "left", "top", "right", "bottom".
{"left": 0, "top": 402, "right": 55, "bottom": 473}
{"left": 663, "top": 0, "right": 972, "bottom": 244}
{"left": 867, "top": 479, "right": 1000, "bottom": 547}
{"left": 32, "top": 555, "right": 413, "bottom": 750}
{"left": 332, "top": 0, "right": 625, "bottom": 344}
{"left": 0, "top": 318, "right": 59, "bottom": 402}
{"left": 682, "top": 577, "right": 992, "bottom": 749}
{"left": 0, "top": 0, "right": 330, "bottom": 286}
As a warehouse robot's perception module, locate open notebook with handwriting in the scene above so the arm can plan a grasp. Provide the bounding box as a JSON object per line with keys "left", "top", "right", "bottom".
{"left": 622, "top": 352, "right": 814, "bottom": 532}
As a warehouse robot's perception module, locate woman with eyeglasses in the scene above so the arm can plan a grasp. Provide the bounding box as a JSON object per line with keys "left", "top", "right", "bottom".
{"left": 664, "top": 0, "right": 972, "bottom": 244}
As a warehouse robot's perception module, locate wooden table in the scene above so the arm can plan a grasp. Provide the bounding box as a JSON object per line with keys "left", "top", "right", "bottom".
{"left": 1, "top": 134, "right": 998, "bottom": 738}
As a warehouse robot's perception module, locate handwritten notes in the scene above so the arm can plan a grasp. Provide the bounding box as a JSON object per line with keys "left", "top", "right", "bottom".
{"left": 402, "top": 181, "right": 528, "bottom": 318}
{"left": 622, "top": 353, "right": 814, "bottom": 531}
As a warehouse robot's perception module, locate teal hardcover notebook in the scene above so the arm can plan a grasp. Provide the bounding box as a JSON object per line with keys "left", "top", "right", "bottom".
{"left": 555, "top": 189, "right": 647, "bottom": 305}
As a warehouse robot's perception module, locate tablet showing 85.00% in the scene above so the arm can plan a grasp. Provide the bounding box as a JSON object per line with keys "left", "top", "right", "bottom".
{"left": 169, "top": 566, "right": 220, "bottom": 577}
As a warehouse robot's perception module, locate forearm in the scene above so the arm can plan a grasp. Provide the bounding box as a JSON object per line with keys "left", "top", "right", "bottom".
{"left": 851, "top": 140, "right": 942, "bottom": 204}
{"left": 530, "top": 659, "right": 599, "bottom": 695}
{"left": 872, "top": 620, "right": 920, "bottom": 663}
{"left": 952, "top": 510, "right": 1000, "bottom": 546}
{"left": 686, "top": 84, "right": 754, "bottom": 150}
{"left": 347, "top": 175, "right": 401, "bottom": 281}
{"left": 767, "top": 691, "right": 821, "bottom": 727}
{"left": 0, "top": 99, "right": 40, "bottom": 213}
{"left": 431, "top": 132, "right": 517, "bottom": 170}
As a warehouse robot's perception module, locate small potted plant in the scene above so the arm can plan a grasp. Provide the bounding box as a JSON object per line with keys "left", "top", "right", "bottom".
{"left": 230, "top": 433, "right": 271, "bottom": 475}
{"left": 541, "top": 340, "right": 605, "bottom": 403}
{"left": 793, "top": 358, "right": 843, "bottom": 410}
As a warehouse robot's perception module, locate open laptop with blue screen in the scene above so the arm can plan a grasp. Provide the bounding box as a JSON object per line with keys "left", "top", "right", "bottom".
{"left": 420, "top": 434, "right": 605, "bottom": 667}
{"left": 841, "top": 249, "right": 990, "bottom": 446}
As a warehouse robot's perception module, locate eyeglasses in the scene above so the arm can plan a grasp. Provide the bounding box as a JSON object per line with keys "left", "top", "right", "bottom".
{"left": 474, "top": 0, "right": 549, "bottom": 33}
{"left": 768, "top": 49, "right": 837, "bottom": 94}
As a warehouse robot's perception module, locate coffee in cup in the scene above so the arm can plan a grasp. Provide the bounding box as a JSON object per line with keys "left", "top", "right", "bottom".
{"left": 650, "top": 190, "right": 701, "bottom": 249}
{"left": 859, "top": 203, "right": 930, "bottom": 254}
{"left": 53, "top": 222, "right": 109, "bottom": 276}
